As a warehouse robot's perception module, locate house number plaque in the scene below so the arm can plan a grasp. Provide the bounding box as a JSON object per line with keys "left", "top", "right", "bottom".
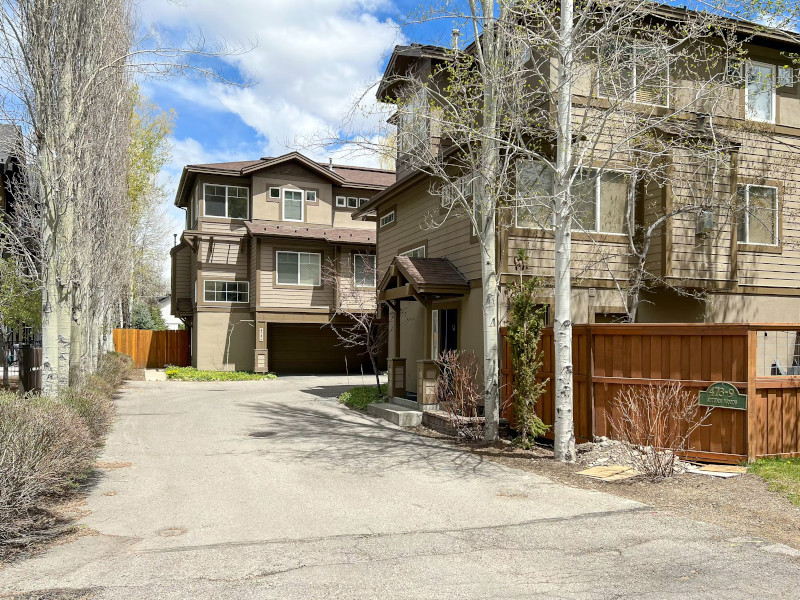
{"left": 698, "top": 382, "right": 747, "bottom": 411}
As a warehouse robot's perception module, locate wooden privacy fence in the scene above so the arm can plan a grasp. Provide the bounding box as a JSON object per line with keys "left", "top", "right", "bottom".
{"left": 113, "top": 329, "right": 190, "bottom": 369}
{"left": 501, "top": 324, "right": 800, "bottom": 464}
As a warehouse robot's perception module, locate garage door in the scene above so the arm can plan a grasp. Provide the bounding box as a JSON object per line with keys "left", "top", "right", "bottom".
{"left": 268, "top": 324, "right": 384, "bottom": 374}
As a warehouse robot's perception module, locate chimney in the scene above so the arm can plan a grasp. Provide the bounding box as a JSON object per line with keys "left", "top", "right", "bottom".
{"left": 329, "top": 157, "right": 334, "bottom": 171}
{"left": 173, "top": 233, "right": 177, "bottom": 247}
{"left": 452, "top": 28, "right": 460, "bottom": 50}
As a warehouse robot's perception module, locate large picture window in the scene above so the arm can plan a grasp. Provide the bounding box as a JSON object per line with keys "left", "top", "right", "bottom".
{"left": 353, "top": 254, "right": 376, "bottom": 288}
{"left": 283, "top": 189, "right": 304, "bottom": 222}
{"left": 572, "top": 170, "right": 629, "bottom": 234}
{"left": 738, "top": 185, "right": 778, "bottom": 245}
{"left": 745, "top": 61, "right": 776, "bottom": 123}
{"left": 276, "top": 251, "right": 321, "bottom": 286}
{"left": 398, "top": 88, "right": 429, "bottom": 156}
{"left": 203, "top": 280, "right": 249, "bottom": 303}
{"left": 203, "top": 184, "right": 249, "bottom": 219}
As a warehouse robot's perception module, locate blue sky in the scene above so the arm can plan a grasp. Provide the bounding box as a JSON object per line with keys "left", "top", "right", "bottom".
{"left": 135, "top": 0, "right": 459, "bottom": 255}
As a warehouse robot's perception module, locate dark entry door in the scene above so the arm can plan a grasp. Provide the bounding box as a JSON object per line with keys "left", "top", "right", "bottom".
{"left": 438, "top": 309, "right": 458, "bottom": 355}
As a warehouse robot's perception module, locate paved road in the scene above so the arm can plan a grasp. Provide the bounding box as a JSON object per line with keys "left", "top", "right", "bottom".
{"left": 2, "top": 376, "right": 799, "bottom": 599}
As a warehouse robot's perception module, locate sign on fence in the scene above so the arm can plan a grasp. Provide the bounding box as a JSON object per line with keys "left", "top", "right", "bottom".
{"left": 698, "top": 382, "right": 747, "bottom": 411}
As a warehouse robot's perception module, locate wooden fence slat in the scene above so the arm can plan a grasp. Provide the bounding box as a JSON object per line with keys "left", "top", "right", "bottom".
{"left": 113, "top": 329, "right": 191, "bottom": 369}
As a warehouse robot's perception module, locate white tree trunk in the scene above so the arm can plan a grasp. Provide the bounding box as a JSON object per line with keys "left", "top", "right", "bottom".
{"left": 553, "top": 0, "right": 577, "bottom": 462}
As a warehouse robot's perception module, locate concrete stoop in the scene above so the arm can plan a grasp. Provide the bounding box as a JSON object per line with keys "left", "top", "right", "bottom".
{"left": 367, "top": 399, "right": 423, "bottom": 427}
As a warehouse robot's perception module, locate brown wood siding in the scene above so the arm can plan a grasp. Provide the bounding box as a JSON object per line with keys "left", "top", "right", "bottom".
{"left": 258, "top": 239, "right": 334, "bottom": 309}
{"left": 377, "top": 181, "right": 480, "bottom": 280}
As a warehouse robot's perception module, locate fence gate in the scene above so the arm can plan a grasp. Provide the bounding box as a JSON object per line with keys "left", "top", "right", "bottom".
{"left": 113, "top": 329, "right": 191, "bottom": 369}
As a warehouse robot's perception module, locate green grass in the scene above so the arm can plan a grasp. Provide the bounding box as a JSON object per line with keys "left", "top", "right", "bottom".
{"left": 338, "top": 384, "right": 387, "bottom": 410}
{"left": 749, "top": 458, "right": 800, "bottom": 507}
{"left": 165, "top": 366, "right": 277, "bottom": 382}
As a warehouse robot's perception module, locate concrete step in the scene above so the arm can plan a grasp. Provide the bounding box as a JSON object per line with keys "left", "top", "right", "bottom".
{"left": 389, "top": 396, "right": 420, "bottom": 410}
{"left": 367, "top": 402, "right": 423, "bottom": 427}
{"left": 389, "top": 396, "right": 439, "bottom": 412}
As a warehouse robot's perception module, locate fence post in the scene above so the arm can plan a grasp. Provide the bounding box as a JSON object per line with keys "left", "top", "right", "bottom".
{"left": 746, "top": 329, "right": 758, "bottom": 462}
{"left": 585, "top": 324, "right": 594, "bottom": 439}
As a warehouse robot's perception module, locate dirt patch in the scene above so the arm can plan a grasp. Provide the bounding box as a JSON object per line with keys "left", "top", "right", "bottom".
{"left": 412, "top": 426, "right": 800, "bottom": 550}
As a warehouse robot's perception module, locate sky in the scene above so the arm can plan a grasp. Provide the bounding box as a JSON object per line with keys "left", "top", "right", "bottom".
{"left": 135, "top": 0, "right": 455, "bottom": 264}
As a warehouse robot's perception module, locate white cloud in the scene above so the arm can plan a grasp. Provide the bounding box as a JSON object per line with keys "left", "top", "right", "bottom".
{"left": 138, "top": 0, "right": 402, "bottom": 162}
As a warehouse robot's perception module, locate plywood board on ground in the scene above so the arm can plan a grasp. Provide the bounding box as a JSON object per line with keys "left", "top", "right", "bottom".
{"left": 577, "top": 465, "right": 641, "bottom": 481}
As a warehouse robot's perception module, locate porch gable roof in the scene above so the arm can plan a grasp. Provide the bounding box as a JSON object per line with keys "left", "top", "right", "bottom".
{"left": 378, "top": 256, "right": 469, "bottom": 302}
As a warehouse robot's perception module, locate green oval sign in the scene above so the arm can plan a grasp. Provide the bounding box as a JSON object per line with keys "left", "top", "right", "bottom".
{"left": 698, "top": 382, "right": 747, "bottom": 411}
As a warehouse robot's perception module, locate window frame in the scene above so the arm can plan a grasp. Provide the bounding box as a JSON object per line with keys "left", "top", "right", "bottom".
{"left": 275, "top": 250, "right": 322, "bottom": 287}
{"left": 745, "top": 60, "right": 777, "bottom": 124}
{"left": 597, "top": 43, "right": 670, "bottom": 108}
{"left": 353, "top": 253, "right": 376, "bottom": 288}
{"left": 572, "top": 168, "right": 631, "bottom": 235}
{"left": 202, "top": 279, "right": 250, "bottom": 304}
{"left": 737, "top": 184, "right": 779, "bottom": 246}
{"left": 347, "top": 196, "right": 359, "bottom": 208}
{"left": 269, "top": 187, "right": 281, "bottom": 199}
{"left": 514, "top": 160, "right": 554, "bottom": 230}
{"left": 282, "top": 188, "right": 305, "bottom": 222}
{"left": 202, "top": 183, "right": 250, "bottom": 220}
{"left": 305, "top": 190, "right": 318, "bottom": 203}
{"left": 336, "top": 196, "right": 347, "bottom": 207}
{"left": 399, "top": 245, "right": 426, "bottom": 258}
{"left": 379, "top": 210, "right": 396, "bottom": 228}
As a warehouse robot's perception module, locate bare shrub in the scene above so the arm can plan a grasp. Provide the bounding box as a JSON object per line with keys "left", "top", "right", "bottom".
{"left": 0, "top": 394, "right": 94, "bottom": 547}
{"left": 435, "top": 350, "right": 485, "bottom": 440}
{"left": 609, "top": 382, "right": 712, "bottom": 479}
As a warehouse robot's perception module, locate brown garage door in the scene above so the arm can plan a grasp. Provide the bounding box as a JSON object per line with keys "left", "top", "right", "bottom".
{"left": 268, "top": 324, "right": 382, "bottom": 374}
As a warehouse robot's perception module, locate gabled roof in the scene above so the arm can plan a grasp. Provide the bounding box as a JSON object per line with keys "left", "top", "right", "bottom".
{"left": 245, "top": 221, "right": 375, "bottom": 246}
{"left": 378, "top": 256, "right": 469, "bottom": 301}
{"left": 175, "top": 151, "right": 395, "bottom": 207}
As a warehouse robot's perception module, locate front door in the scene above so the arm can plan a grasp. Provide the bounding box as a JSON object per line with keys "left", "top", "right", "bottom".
{"left": 438, "top": 309, "right": 458, "bottom": 356}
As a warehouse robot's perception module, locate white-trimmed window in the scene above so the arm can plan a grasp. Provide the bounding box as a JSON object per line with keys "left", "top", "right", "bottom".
{"left": 359, "top": 198, "right": 370, "bottom": 207}
{"left": 572, "top": 170, "right": 629, "bottom": 234}
{"left": 400, "top": 246, "right": 425, "bottom": 258}
{"left": 379, "top": 210, "right": 395, "bottom": 228}
{"left": 276, "top": 251, "right": 321, "bottom": 286}
{"left": 354, "top": 254, "right": 376, "bottom": 288}
{"left": 203, "top": 280, "right": 249, "bottom": 303}
{"left": 598, "top": 43, "right": 669, "bottom": 107}
{"left": 515, "top": 161, "right": 554, "bottom": 228}
{"left": 746, "top": 61, "right": 776, "bottom": 123}
{"left": 778, "top": 65, "right": 796, "bottom": 88}
{"left": 203, "top": 184, "right": 249, "bottom": 219}
{"left": 269, "top": 187, "right": 281, "bottom": 199}
{"left": 347, "top": 197, "right": 359, "bottom": 208}
{"left": 398, "top": 87, "right": 429, "bottom": 156}
{"left": 336, "top": 196, "right": 347, "bottom": 207}
{"left": 442, "top": 173, "right": 475, "bottom": 208}
{"left": 283, "top": 189, "right": 304, "bottom": 222}
{"left": 306, "top": 190, "right": 317, "bottom": 202}
{"left": 738, "top": 185, "right": 778, "bottom": 245}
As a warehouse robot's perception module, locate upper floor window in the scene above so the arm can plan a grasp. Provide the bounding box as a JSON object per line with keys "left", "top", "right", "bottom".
{"left": 746, "top": 62, "right": 776, "bottom": 123}
{"left": 204, "top": 184, "right": 249, "bottom": 219}
{"left": 283, "top": 189, "right": 304, "bottom": 222}
{"left": 204, "top": 280, "right": 249, "bottom": 303}
{"left": 400, "top": 246, "right": 425, "bottom": 258}
{"left": 572, "top": 170, "right": 629, "bottom": 234}
{"left": 276, "top": 251, "right": 321, "bottom": 286}
{"left": 379, "top": 210, "right": 395, "bottom": 228}
{"left": 353, "top": 254, "right": 376, "bottom": 288}
{"left": 738, "top": 185, "right": 778, "bottom": 245}
{"left": 515, "top": 161, "right": 554, "bottom": 228}
{"left": 398, "top": 88, "right": 429, "bottom": 156}
{"left": 441, "top": 173, "right": 475, "bottom": 208}
{"left": 598, "top": 43, "right": 669, "bottom": 107}
{"left": 306, "top": 190, "right": 317, "bottom": 202}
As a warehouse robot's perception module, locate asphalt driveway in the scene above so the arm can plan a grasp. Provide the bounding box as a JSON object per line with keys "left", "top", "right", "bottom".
{"left": 1, "top": 375, "right": 799, "bottom": 599}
